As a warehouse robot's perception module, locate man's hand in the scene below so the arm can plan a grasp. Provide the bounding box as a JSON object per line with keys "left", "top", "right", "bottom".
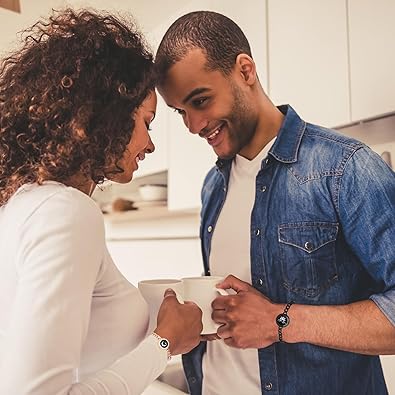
{"left": 212, "top": 274, "right": 280, "bottom": 349}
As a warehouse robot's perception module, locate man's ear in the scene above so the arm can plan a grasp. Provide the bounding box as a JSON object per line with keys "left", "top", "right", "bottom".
{"left": 235, "top": 54, "right": 257, "bottom": 86}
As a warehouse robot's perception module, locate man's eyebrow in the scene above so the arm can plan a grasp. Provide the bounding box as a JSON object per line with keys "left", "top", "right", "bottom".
{"left": 182, "top": 87, "right": 211, "bottom": 104}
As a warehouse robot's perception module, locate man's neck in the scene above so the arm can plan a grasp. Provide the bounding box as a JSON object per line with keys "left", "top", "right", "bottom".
{"left": 239, "top": 97, "right": 284, "bottom": 160}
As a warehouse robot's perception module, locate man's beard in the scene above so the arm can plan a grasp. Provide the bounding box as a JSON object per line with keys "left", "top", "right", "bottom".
{"left": 218, "top": 84, "right": 257, "bottom": 159}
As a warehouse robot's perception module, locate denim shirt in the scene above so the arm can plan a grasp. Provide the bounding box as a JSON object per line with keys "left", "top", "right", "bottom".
{"left": 182, "top": 105, "right": 395, "bottom": 395}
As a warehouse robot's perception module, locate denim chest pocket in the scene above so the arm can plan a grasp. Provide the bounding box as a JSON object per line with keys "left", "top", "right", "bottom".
{"left": 278, "top": 222, "right": 339, "bottom": 298}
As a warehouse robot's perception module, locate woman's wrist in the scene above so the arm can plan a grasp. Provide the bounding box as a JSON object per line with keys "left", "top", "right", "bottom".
{"left": 152, "top": 332, "right": 172, "bottom": 360}
{"left": 154, "top": 326, "right": 177, "bottom": 355}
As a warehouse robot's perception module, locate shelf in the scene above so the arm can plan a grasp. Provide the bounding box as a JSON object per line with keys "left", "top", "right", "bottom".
{"left": 103, "top": 206, "right": 200, "bottom": 241}
{"left": 335, "top": 112, "right": 395, "bottom": 146}
{"left": 103, "top": 205, "right": 198, "bottom": 223}
{"left": 92, "top": 171, "right": 168, "bottom": 207}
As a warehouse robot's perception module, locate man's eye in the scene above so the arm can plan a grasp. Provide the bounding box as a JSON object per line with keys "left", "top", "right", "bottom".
{"left": 173, "top": 108, "right": 185, "bottom": 115}
{"left": 193, "top": 97, "right": 207, "bottom": 106}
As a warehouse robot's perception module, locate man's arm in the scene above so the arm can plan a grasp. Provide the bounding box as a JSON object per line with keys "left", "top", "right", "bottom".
{"left": 212, "top": 275, "right": 395, "bottom": 354}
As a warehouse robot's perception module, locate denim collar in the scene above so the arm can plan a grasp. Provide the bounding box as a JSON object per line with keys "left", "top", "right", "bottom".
{"left": 269, "top": 105, "right": 306, "bottom": 163}
{"left": 215, "top": 104, "right": 306, "bottom": 170}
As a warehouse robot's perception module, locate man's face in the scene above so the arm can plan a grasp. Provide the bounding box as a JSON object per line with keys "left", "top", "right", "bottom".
{"left": 158, "top": 49, "right": 257, "bottom": 159}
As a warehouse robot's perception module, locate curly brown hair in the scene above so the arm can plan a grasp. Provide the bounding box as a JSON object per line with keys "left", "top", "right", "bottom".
{"left": 0, "top": 8, "right": 156, "bottom": 206}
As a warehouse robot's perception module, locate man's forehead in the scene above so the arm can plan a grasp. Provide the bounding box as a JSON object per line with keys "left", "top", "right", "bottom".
{"left": 159, "top": 54, "right": 208, "bottom": 96}
{"left": 167, "top": 49, "right": 208, "bottom": 78}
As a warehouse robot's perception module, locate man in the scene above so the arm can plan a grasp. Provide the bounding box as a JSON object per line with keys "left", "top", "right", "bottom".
{"left": 155, "top": 11, "right": 395, "bottom": 395}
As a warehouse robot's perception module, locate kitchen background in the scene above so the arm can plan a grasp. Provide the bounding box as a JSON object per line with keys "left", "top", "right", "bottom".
{"left": 1, "top": 0, "right": 394, "bottom": 394}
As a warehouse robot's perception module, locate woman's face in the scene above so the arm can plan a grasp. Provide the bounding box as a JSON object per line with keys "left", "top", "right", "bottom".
{"left": 111, "top": 91, "right": 157, "bottom": 183}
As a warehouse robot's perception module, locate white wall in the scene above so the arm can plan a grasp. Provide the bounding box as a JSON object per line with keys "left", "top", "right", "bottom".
{"left": 107, "top": 238, "right": 203, "bottom": 287}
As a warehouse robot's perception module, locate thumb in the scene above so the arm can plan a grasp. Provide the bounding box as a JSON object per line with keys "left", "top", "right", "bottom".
{"left": 216, "top": 274, "right": 251, "bottom": 293}
{"left": 163, "top": 288, "right": 177, "bottom": 299}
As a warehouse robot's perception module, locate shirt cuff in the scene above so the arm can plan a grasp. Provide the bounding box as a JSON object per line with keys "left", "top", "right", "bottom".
{"left": 370, "top": 290, "right": 395, "bottom": 327}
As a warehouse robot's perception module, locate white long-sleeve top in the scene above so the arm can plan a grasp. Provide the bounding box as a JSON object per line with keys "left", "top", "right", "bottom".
{"left": 0, "top": 182, "right": 168, "bottom": 395}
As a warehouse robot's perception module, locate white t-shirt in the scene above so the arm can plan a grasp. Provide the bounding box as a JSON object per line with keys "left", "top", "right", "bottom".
{"left": 202, "top": 139, "right": 276, "bottom": 395}
{"left": 0, "top": 182, "right": 168, "bottom": 395}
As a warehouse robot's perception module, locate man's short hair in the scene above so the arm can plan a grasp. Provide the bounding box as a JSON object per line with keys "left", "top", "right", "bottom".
{"left": 155, "top": 11, "right": 252, "bottom": 81}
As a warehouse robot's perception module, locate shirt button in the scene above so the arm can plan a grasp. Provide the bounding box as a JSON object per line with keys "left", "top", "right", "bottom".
{"left": 304, "top": 241, "right": 314, "bottom": 251}
{"left": 223, "top": 187, "right": 226, "bottom": 192}
{"left": 208, "top": 226, "right": 213, "bottom": 233}
{"left": 265, "top": 158, "right": 270, "bottom": 165}
{"left": 264, "top": 382, "right": 273, "bottom": 391}
{"left": 255, "top": 229, "right": 260, "bottom": 236}
{"left": 260, "top": 185, "right": 267, "bottom": 192}
{"left": 257, "top": 278, "right": 264, "bottom": 286}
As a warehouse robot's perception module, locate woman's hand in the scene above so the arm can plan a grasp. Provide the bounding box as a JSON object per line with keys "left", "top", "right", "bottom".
{"left": 155, "top": 289, "right": 203, "bottom": 355}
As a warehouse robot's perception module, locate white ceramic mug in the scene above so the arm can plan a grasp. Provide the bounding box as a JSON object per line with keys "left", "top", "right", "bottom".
{"left": 138, "top": 279, "right": 184, "bottom": 334}
{"left": 182, "top": 276, "right": 229, "bottom": 334}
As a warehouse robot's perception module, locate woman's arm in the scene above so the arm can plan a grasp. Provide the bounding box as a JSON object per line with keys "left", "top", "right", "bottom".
{"left": 0, "top": 190, "right": 168, "bottom": 395}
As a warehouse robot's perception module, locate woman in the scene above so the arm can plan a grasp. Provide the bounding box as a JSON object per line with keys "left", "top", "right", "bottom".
{"left": 0, "top": 8, "right": 202, "bottom": 394}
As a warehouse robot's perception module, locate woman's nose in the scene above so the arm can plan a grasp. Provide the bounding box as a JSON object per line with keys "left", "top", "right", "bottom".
{"left": 145, "top": 135, "right": 155, "bottom": 154}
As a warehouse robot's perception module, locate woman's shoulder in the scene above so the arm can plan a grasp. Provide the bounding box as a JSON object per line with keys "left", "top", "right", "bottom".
{"left": 7, "top": 182, "right": 103, "bottom": 233}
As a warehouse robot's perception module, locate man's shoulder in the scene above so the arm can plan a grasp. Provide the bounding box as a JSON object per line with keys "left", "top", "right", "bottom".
{"left": 285, "top": 122, "right": 368, "bottom": 179}
{"left": 304, "top": 122, "right": 364, "bottom": 151}
{"left": 300, "top": 123, "right": 366, "bottom": 164}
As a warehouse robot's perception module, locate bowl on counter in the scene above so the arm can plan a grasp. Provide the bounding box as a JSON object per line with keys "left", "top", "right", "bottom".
{"left": 138, "top": 184, "right": 167, "bottom": 202}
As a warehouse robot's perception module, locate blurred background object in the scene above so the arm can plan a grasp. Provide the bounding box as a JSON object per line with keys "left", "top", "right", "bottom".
{"left": 112, "top": 198, "right": 136, "bottom": 213}
{"left": 138, "top": 184, "right": 167, "bottom": 202}
{"left": 0, "top": 0, "right": 20, "bottom": 13}
{"left": 381, "top": 151, "right": 393, "bottom": 168}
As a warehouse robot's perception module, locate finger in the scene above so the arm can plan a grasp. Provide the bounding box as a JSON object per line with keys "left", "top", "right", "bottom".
{"left": 200, "top": 334, "right": 220, "bottom": 341}
{"left": 212, "top": 294, "right": 235, "bottom": 310}
{"left": 223, "top": 337, "right": 237, "bottom": 348}
{"left": 217, "top": 323, "right": 232, "bottom": 339}
{"left": 216, "top": 274, "right": 251, "bottom": 293}
{"left": 163, "top": 288, "right": 177, "bottom": 298}
{"left": 212, "top": 309, "right": 228, "bottom": 324}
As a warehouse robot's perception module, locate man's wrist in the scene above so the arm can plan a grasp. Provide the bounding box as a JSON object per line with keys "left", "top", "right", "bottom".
{"left": 276, "top": 302, "right": 294, "bottom": 342}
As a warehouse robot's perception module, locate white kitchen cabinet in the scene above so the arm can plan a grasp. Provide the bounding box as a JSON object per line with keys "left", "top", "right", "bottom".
{"left": 267, "top": 0, "right": 350, "bottom": 128}
{"left": 348, "top": 0, "right": 395, "bottom": 121}
{"left": 167, "top": 110, "right": 216, "bottom": 211}
{"left": 382, "top": 356, "right": 395, "bottom": 395}
{"left": 206, "top": 0, "right": 268, "bottom": 90}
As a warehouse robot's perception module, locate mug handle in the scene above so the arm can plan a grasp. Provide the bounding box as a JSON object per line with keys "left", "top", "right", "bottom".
{"left": 215, "top": 288, "right": 231, "bottom": 296}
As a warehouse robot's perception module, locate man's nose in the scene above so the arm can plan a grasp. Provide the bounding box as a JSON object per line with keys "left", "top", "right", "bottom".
{"left": 183, "top": 112, "right": 207, "bottom": 135}
{"left": 145, "top": 135, "right": 155, "bottom": 154}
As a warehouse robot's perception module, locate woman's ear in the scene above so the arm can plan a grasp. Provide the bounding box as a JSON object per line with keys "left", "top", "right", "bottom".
{"left": 235, "top": 53, "right": 257, "bottom": 86}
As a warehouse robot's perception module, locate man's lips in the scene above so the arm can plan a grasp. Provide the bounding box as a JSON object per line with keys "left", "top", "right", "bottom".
{"left": 200, "top": 122, "right": 226, "bottom": 140}
{"left": 202, "top": 123, "right": 226, "bottom": 147}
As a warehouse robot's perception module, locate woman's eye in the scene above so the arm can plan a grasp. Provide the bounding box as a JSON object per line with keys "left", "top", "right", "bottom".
{"left": 145, "top": 122, "right": 152, "bottom": 131}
